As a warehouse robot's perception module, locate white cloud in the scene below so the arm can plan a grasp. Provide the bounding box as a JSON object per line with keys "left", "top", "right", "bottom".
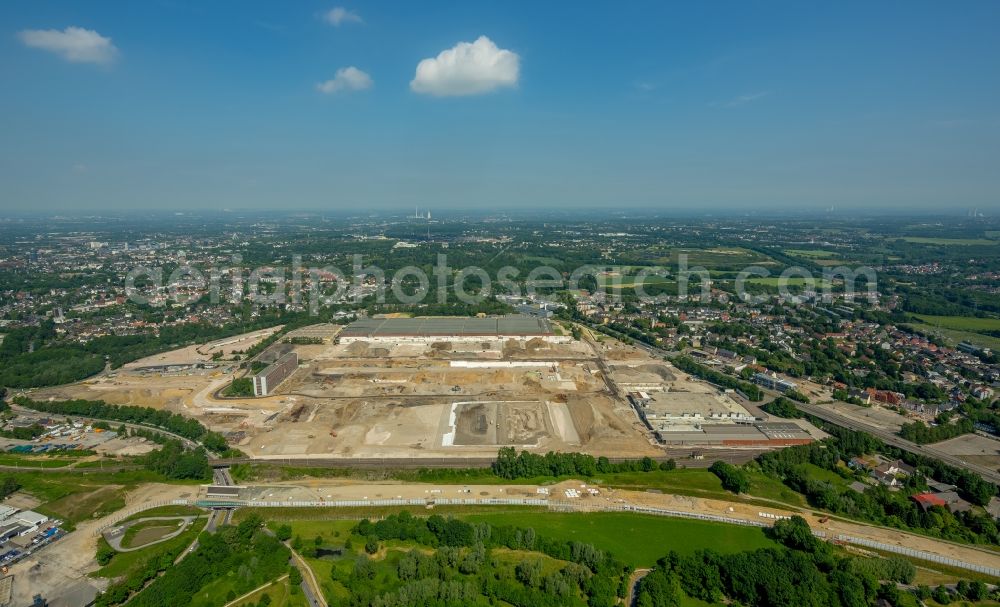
{"left": 316, "top": 66, "right": 372, "bottom": 94}
{"left": 410, "top": 36, "right": 519, "bottom": 97}
{"left": 323, "top": 7, "right": 362, "bottom": 27}
{"left": 18, "top": 26, "right": 119, "bottom": 65}
{"left": 716, "top": 91, "right": 769, "bottom": 108}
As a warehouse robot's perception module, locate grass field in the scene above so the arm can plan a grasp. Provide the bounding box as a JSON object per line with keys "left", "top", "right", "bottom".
{"left": 43, "top": 485, "right": 125, "bottom": 525}
{"left": 121, "top": 518, "right": 186, "bottom": 549}
{"left": 597, "top": 276, "right": 675, "bottom": 289}
{"left": 7, "top": 470, "right": 200, "bottom": 528}
{"left": 745, "top": 276, "right": 833, "bottom": 288}
{"left": 266, "top": 510, "right": 776, "bottom": 569}
{"left": 900, "top": 237, "right": 997, "bottom": 246}
{"left": 272, "top": 513, "right": 769, "bottom": 605}
{"left": 94, "top": 516, "right": 206, "bottom": 580}
{"left": 628, "top": 247, "right": 776, "bottom": 268}
{"left": 459, "top": 512, "right": 778, "bottom": 568}
{"left": 907, "top": 322, "right": 1000, "bottom": 351}
{"left": 122, "top": 504, "right": 204, "bottom": 522}
{"left": 913, "top": 314, "right": 1000, "bottom": 332}
{"left": 232, "top": 577, "right": 307, "bottom": 607}
{"left": 784, "top": 249, "right": 842, "bottom": 258}
{"left": 0, "top": 454, "right": 75, "bottom": 468}
{"left": 797, "top": 463, "right": 853, "bottom": 490}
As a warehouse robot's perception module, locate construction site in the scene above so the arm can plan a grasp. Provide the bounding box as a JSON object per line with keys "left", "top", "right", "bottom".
{"left": 27, "top": 315, "right": 815, "bottom": 461}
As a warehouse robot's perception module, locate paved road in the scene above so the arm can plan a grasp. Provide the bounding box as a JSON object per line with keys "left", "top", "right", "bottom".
{"left": 795, "top": 400, "right": 1000, "bottom": 485}
{"left": 103, "top": 516, "right": 197, "bottom": 552}
{"left": 626, "top": 568, "right": 652, "bottom": 607}
{"left": 289, "top": 545, "right": 327, "bottom": 607}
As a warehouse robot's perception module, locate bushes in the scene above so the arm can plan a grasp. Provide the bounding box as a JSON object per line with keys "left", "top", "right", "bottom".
{"left": 349, "top": 511, "right": 630, "bottom": 607}
{"left": 115, "top": 515, "right": 290, "bottom": 607}
{"left": 222, "top": 378, "right": 254, "bottom": 397}
{"left": 708, "top": 461, "right": 749, "bottom": 494}
{"left": 96, "top": 539, "right": 117, "bottom": 566}
{"left": 899, "top": 419, "right": 975, "bottom": 444}
{"left": 492, "top": 447, "right": 671, "bottom": 480}
{"left": 0, "top": 477, "right": 21, "bottom": 500}
{"left": 673, "top": 356, "right": 763, "bottom": 401}
{"left": 760, "top": 397, "right": 802, "bottom": 419}
{"left": 141, "top": 440, "right": 211, "bottom": 480}
{"left": 14, "top": 396, "right": 229, "bottom": 454}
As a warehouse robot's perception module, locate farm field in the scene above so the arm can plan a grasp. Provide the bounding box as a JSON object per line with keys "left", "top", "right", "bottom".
{"left": 745, "top": 276, "right": 834, "bottom": 288}
{"left": 907, "top": 322, "right": 1000, "bottom": 351}
{"left": 913, "top": 314, "right": 1000, "bottom": 332}
{"left": 900, "top": 237, "right": 997, "bottom": 246}
{"left": 784, "top": 249, "right": 843, "bottom": 258}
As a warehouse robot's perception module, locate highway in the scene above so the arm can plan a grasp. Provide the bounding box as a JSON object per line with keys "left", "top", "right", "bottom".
{"left": 574, "top": 317, "right": 1000, "bottom": 487}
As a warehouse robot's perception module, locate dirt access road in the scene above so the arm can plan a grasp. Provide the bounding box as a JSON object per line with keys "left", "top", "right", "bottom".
{"left": 7, "top": 483, "right": 199, "bottom": 607}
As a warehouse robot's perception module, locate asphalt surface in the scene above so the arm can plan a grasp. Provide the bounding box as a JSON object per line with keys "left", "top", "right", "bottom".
{"left": 795, "top": 400, "right": 1000, "bottom": 485}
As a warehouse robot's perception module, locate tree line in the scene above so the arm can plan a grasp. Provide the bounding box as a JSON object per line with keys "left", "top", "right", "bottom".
{"left": 352, "top": 510, "right": 630, "bottom": 607}
{"left": 637, "top": 516, "right": 918, "bottom": 607}
{"left": 492, "top": 447, "right": 674, "bottom": 480}
{"left": 13, "top": 396, "right": 228, "bottom": 453}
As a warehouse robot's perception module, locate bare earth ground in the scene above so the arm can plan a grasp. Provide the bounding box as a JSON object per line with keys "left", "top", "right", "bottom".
{"left": 30, "top": 327, "right": 664, "bottom": 459}
{"left": 7, "top": 483, "right": 199, "bottom": 607}
{"left": 935, "top": 433, "right": 1000, "bottom": 468}
{"left": 818, "top": 400, "right": 911, "bottom": 433}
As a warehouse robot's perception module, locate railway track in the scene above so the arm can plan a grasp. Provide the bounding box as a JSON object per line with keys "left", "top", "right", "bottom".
{"left": 213, "top": 448, "right": 765, "bottom": 469}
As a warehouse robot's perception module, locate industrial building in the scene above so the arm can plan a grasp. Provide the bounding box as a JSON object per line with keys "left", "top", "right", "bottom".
{"left": 0, "top": 509, "right": 50, "bottom": 536}
{"left": 655, "top": 422, "right": 812, "bottom": 446}
{"left": 252, "top": 352, "right": 298, "bottom": 396}
{"left": 337, "top": 315, "right": 569, "bottom": 344}
{"left": 628, "top": 390, "right": 756, "bottom": 429}
{"left": 753, "top": 372, "right": 798, "bottom": 393}
{"left": 627, "top": 389, "right": 812, "bottom": 446}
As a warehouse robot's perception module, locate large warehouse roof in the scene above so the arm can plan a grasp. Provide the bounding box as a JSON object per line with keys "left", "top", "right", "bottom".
{"left": 339, "top": 315, "right": 554, "bottom": 338}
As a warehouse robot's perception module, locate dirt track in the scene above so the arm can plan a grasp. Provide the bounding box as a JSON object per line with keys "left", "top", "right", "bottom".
{"left": 7, "top": 483, "right": 200, "bottom": 607}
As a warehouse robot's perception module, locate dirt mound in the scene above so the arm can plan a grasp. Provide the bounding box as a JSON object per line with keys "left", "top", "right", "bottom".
{"left": 635, "top": 364, "right": 675, "bottom": 381}
{"left": 567, "top": 398, "right": 596, "bottom": 441}
{"left": 345, "top": 342, "right": 368, "bottom": 356}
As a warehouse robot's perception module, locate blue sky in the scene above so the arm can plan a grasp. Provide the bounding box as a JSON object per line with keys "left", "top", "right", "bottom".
{"left": 1, "top": 1, "right": 999, "bottom": 213}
